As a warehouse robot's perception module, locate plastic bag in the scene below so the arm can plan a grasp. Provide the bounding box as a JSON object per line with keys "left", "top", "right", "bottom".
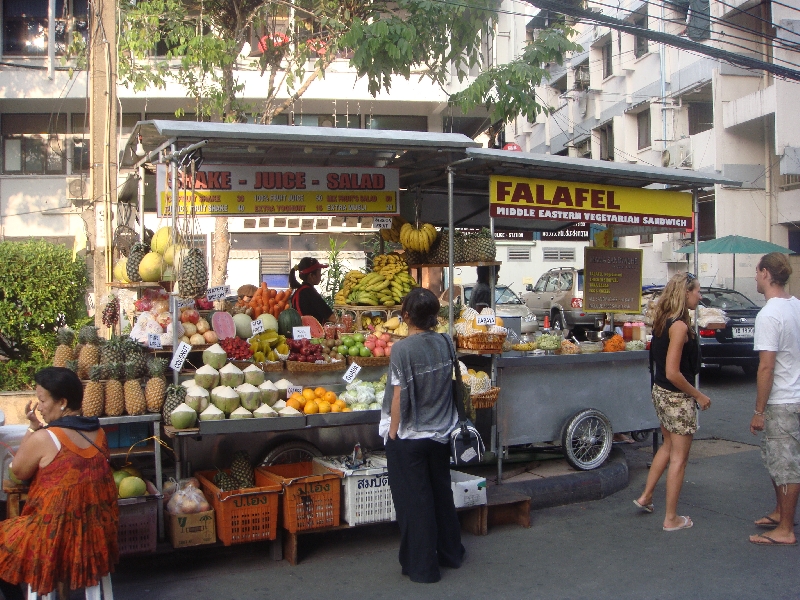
{"left": 166, "top": 479, "right": 210, "bottom": 515}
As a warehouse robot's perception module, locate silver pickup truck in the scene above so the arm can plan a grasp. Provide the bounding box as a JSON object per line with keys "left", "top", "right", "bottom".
{"left": 522, "top": 268, "right": 605, "bottom": 337}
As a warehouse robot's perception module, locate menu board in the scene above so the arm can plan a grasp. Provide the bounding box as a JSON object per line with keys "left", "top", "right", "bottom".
{"left": 583, "top": 248, "right": 643, "bottom": 313}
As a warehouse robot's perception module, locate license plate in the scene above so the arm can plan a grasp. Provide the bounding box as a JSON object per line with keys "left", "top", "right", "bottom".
{"left": 732, "top": 327, "right": 754, "bottom": 338}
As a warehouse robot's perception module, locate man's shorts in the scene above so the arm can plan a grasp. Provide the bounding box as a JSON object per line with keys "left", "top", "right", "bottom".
{"left": 762, "top": 403, "right": 800, "bottom": 486}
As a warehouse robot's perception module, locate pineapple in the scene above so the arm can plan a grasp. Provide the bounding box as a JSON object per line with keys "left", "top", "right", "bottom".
{"left": 82, "top": 365, "right": 105, "bottom": 417}
{"left": 104, "top": 363, "right": 125, "bottom": 417}
{"left": 176, "top": 247, "right": 208, "bottom": 299}
{"left": 126, "top": 242, "right": 149, "bottom": 283}
{"left": 213, "top": 470, "right": 239, "bottom": 492}
{"left": 474, "top": 227, "right": 496, "bottom": 262}
{"left": 122, "top": 337, "right": 148, "bottom": 378}
{"left": 124, "top": 362, "right": 146, "bottom": 416}
{"left": 53, "top": 327, "right": 75, "bottom": 368}
{"left": 65, "top": 359, "right": 79, "bottom": 374}
{"left": 100, "top": 335, "right": 125, "bottom": 366}
{"left": 77, "top": 326, "right": 101, "bottom": 380}
{"left": 230, "top": 451, "right": 254, "bottom": 488}
{"left": 162, "top": 384, "right": 187, "bottom": 426}
{"left": 144, "top": 358, "right": 167, "bottom": 413}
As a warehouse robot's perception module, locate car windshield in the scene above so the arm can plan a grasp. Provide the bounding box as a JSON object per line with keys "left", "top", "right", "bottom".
{"left": 700, "top": 289, "right": 759, "bottom": 310}
{"left": 463, "top": 285, "right": 521, "bottom": 305}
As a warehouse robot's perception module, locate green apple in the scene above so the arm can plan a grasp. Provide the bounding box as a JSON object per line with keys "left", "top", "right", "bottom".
{"left": 348, "top": 346, "right": 361, "bottom": 357}
{"left": 337, "top": 345, "right": 348, "bottom": 355}
{"left": 353, "top": 333, "right": 365, "bottom": 343}
{"left": 359, "top": 346, "right": 372, "bottom": 357}
{"left": 342, "top": 336, "right": 355, "bottom": 347}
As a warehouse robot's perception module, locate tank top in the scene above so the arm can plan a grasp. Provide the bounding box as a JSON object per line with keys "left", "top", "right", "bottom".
{"left": 651, "top": 318, "right": 700, "bottom": 392}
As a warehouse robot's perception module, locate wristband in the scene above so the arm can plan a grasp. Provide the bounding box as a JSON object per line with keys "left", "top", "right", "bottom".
{"left": 754, "top": 410, "right": 764, "bottom": 416}
{"left": 27, "top": 426, "right": 39, "bottom": 433}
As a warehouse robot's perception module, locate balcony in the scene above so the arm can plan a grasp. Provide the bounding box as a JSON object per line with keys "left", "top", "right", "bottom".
{"left": 722, "top": 85, "right": 776, "bottom": 129}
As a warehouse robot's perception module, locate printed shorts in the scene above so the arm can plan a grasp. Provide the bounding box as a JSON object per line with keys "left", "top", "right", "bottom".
{"left": 761, "top": 403, "right": 800, "bottom": 486}
{"left": 652, "top": 383, "right": 697, "bottom": 436}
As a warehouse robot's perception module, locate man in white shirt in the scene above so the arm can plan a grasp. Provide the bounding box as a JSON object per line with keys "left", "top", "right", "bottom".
{"left": 749, "top": 252, "right": 800, "bottom": 546}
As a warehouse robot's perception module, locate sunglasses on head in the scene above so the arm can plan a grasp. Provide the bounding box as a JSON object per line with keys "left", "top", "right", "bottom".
{"left": 685, "top": 272, "right": 696, "bottom": 282}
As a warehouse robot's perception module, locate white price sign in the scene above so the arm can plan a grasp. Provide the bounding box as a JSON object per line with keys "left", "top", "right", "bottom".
{"left": 147, "top": 334, "right": 163, "bottom": 349}
{"left": 343, "top": 362, "right": 362, "bottom": 384}
{"left": 476, "top": 314, "right": 496, "bottom": 326}
{"left": 171, "top": 297, "right": 195, "bottom": 311}
{"left": 251, "top": 319, "right": 265, "bottom": 335}
{"left": 373, "top": 217, "right": 393, "bottom": 229}
{"left": 169, "top": 341, "right": 192, "bottom": 371}
{"left": 287, "top": 385, "right": 303, "bottom": 396}
{"left": 292, "top": 326, "right": 311, "bottom": 340}
{"left": 206, "top": 285, "right": 230, "bottom": 302}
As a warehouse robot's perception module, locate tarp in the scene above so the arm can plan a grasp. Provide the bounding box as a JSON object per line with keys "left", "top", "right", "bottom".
{"left": 675, "top": 235, "right": 793, "bottom": 255}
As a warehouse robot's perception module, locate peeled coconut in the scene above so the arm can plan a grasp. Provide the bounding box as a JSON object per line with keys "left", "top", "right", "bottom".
{"left": 253, "top": 404, "right": 278, "bottom": 418}
{"left": 170, "top": 403, "right": 198, "bottom": 429}
{"left": 259, "top": 381, "right": 279, "bottom": 406}
{"left": 243, "top": 364, "right": 265, "bottom": 387}
{"left": 199, "top": 404, "right": 225, "bottom": 421}
{"left": 278, "top": 406, "right": 302, "bottom": 417}
{"left": 274, "top": 378, "right": 293, "bottom": 401}
{"left": 272, "top": 399, "right": 286, "bottom": 410}
{"left": 230, "top": 406, "right": 253, "bottom": 419}
{"left": 235, "top": 383, "right": 262, "bottom": 412}
{"left": 181, "top": 379, "right": 196, "bottom": 389}
{"left": 194, "top": 365, "right": 219, "bottom": 390}
{"left": 185, "top": 386, "right": 210, "bottom": 413}
{"left": 219, "top": 363, "right": 244, "bottom": 388}
{"left": 203, "top": 344, "right": 227, "bottom": 370}
{"left": 139, "top": 252, "right": 166, "bottom": 282}
{"left": 210, "top": 385, "right": 240, "bottom": 416}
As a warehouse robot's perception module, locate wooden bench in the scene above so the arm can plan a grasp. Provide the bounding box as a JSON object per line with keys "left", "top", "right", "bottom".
{"left": 3, "top": 479, "right": 28, "bottom": 519}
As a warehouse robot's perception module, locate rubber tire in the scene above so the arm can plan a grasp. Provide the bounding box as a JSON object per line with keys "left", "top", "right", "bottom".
{"left": 561, "top": 409, "right": 613, "bottom": 471}
{"left": 631, "top": 430, "right": 651, "bottom": 443}
{"left": 260, "top": 440, "right": 322, "bottom": 466}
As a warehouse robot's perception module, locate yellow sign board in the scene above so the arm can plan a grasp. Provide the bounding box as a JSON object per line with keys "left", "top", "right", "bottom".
{"left": 489, "top": 176, "right": 693, "bottom": 230}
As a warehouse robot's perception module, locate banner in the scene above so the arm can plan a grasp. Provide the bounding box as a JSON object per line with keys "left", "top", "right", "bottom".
{"left": 489, "top": 176, "right": 693, "bottom": 230}
{"left": 156, "top": 164, "right": 399, "bottom": 217}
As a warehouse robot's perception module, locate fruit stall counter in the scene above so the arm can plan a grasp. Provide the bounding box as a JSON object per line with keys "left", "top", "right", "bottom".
{"left": 493, "top": 351, "right": 660, "bottom": 473}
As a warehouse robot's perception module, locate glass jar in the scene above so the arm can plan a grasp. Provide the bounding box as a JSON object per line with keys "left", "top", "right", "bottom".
{"left": 324, "top": 322, "right": 337, "bottom": 340}
{"left": 340, "top": 313, "right": 354, "bottom": 333}
{"left": 623, "top": 322, "right": 633, "bottom": 342}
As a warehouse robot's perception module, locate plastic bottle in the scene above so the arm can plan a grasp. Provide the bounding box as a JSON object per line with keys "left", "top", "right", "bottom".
{"left": 623, "top": 321, "right": 633, "bottom": 342}
{"left": 637, "top": 322, "right": 647, "bottom": 342}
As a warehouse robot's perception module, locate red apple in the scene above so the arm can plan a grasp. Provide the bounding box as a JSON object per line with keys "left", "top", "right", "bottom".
{"left": 374, "top": 346, "right": 385, "bottom": 357}
{"left": 180, "top": 308, "right": 200, "bottom": 324}
{"left": 384, "top": 345, "right": 392, "bottom": 357}
{"left": 155, "top": 312, "right": 172, "bottom": 330}
{"left": 365, "top": 341, "right": 376, "bottom": 351}
{"left": 380, "top": 333, "right": 391, "bottom": 343}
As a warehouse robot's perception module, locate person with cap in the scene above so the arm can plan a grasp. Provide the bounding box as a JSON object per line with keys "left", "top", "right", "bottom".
{"left": 289, "top": 257, "right": 336, "bottom": 324}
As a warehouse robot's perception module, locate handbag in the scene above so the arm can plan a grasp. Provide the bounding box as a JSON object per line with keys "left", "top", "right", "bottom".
{"left": 443, "top": 334, "right": 485, "bottom": 465}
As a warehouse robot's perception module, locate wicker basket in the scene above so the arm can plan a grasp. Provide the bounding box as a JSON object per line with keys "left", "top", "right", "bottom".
{"left": 257, "top": 360, "right": 284, "bottom": 372}
{"left": 285, "top": 360, "right": 347, "bottom": 373}
{"left": 456, "top": 332, "right": 506, "bottom": 353}
{"left": 347, "top": 355, "right": 391, "bottom": 367}
{"left": 471, "top": 387, "right": 500, "bottom": 409}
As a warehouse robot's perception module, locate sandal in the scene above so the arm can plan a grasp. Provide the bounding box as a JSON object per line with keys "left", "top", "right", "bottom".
{"left": 663, "top": 516, "right": 693, "bottom": 532}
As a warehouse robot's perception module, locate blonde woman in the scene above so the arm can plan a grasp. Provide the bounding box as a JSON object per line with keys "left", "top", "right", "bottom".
{"left": 635, "top": 272, "right": 711, "bottom": 531}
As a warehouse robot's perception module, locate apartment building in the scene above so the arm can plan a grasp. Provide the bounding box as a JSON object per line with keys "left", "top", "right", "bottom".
{"left": 512, "top": 0, "right": 800, "bottom": 298}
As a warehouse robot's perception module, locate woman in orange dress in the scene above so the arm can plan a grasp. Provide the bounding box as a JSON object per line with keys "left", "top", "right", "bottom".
{"left": 0, "top": 367, "right": 118, "bottom": 599}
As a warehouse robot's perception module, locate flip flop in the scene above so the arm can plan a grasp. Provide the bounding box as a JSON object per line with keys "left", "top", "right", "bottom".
{"left": 663, "top": 516, "right": 693, "bottom": 532}
{"left": 633, "top": 499, "right": 654, "bottom": 514}
{"left": 754, "top": 516, "right": 798, "bottom": 528}
{"left": 749, "top": 533, "right": 798, "bottom": 546}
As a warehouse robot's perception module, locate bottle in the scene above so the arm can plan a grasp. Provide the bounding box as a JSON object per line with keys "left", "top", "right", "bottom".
{"left": 623, "top": 321, "right": 633, "bottom": 342}
{"left": 637, "top": 322, "right": 647, "bottom": 342}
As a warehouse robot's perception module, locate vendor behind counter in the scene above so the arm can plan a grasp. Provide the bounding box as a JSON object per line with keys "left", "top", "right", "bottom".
{"left": 289, "top": 257, "right": 336, "bottom": 324}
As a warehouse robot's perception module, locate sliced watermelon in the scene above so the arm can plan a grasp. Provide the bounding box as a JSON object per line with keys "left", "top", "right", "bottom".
{"left": 211, "top": 311, "right": 237, "bottom": 340}
{"left": 301, "top": 315, "right": 324, "bottom": 338}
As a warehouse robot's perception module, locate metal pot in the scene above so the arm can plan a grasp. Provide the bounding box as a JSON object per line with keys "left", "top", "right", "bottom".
{"left": 585, "top": 330, "right": 605, "bottom": 342}
{"left": 521, "top": 313, "right": 539, "bottom": 333}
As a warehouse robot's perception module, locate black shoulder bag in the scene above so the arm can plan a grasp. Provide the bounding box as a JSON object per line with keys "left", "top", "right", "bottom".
{"left": 443, "top": 334, "right": 484, "bottom": 465}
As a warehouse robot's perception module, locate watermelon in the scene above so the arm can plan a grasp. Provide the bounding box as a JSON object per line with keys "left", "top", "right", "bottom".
{"left": 278, "top": 308, "right": 303, "bottom": 338}
{"left": 301, "top": 315, "right": 324, "bottom": 338}
{"left": 211, "top": 311, "right": 237, "bottom": 340}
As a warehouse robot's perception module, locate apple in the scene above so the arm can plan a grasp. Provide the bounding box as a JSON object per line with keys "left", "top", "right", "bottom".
{"left": 385, "top": 345, "right": 392, "bottom": 357}
{"left": 374, "top": 346, "right": 385, "bottom": 357}
{"left": 353, "top": 333, "right": 365, "bottom": 343}
{"left": 366, "top": 334, "right": 377, "bottom": 343}
{"left": 180, "top": 308, "right": 200, "bottom": 324}
{"left": 359, "top": 346, "right": 372, "bottom": 357}
{"left": 365, "top": 341, "right": 376, "bottom": 351}
{"left": 380, "top": 333, "right": 391, "bottom": 343}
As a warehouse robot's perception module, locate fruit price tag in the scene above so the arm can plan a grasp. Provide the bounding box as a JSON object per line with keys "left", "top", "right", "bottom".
{"left": 343, "top": 362, "right": 362, "bottom": 384}
{"left": 292, "top": 326, "right": 311, "bottom": 340}
{"left": 251, "top": 319, "right": 265, "bottom": 335}
{"left": 373, "top": 217, "right": 393, "bottom": 229}
{"left": 147, "top": 334, "right": 162, "bottom": 349}
{"left": 170, "top": 341, "right": 192, "bottom": 371}
{"left": 206, "top": 285, "right": 230, "bottom": 302}
{"left": 476, "top": 315, "right": 496, "bottom": 326}
{"left": 287, "top": 386, "right": 303, "bottom": 396}
{"left": 171, "top": 297, "right": 195, "bottom": 311}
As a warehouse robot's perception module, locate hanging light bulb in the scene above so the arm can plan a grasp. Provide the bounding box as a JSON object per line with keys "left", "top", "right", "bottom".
{"left": 135, "top": 133, "right": 146, "bottom": 157}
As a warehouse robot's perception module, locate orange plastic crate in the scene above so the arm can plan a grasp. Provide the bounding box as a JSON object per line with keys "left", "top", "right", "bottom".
{"left": 196, "top": 470, "right": 282, "bottom": 546}
{"left": 256, "top": 462, "right": 342, "bottom": 533}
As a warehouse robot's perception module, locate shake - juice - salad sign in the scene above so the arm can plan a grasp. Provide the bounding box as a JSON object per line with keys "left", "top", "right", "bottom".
{"left": 489, "top": 176, "right": 693, "bottom": 230}
{"left": 156, "top": 164, "right": 399, "bottom": 217}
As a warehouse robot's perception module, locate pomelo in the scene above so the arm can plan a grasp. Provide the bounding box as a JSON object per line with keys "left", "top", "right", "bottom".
{"left": 118, "top": 476, "right": 147, "bottom": 499}
{"left": 151, "top": 226, "right": 172, "bottom": 254}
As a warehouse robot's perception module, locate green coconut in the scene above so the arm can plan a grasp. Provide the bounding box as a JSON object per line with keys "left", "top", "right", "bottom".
{"left": 229, "top": 406, "right": 253, "bottom": 419}
{"left": 273, "top": 378, "right": 293, "bottom": 401}
{"left": 271, "top": 399, "right": 286, "bottom": 410}
{"left": 243, "top": 364, "right": 265, "bottom": 387}
{"left": 253, "top": 404, "right": 278, "bottom": 418}
{"left": 202, "top": 344, "right": 227, "bottom": 370}
{"left": 278, "top": 406, "right": 302, "bottom": 417}
{"left": 199, "top": 404, "right": 225, "bottom": 421}
{"left": 210, "top": 385, "right": 240, "bottom": 416}
{"left": 170, "top": 403, "right": 198, "bottom": 429}
{"left": 235, "top": 383, "right": 262, "bottom": 412}
{"left": 219, "top": 363, "right": 244, "bottom": 388}
{"left": 181, "top": 379, "right": 196, "bottom": 389}
{"left": 259, "top": 380, "right": 279, "bottom": 406}
{"left": 185, "top": 386, "right": 210, "bottom": 413}
{"left": 194, "top": 364, "right": 220, "bottom": 389}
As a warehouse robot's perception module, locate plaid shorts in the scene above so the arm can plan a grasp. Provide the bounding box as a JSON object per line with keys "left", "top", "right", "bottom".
{"left": 762, "top": 403, "right": 800, "bottom": 486}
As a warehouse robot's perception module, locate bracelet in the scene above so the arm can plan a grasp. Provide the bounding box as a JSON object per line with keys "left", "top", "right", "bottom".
{"left": 754, "top": 410, "right": 765, "bottom": 416}
{"left": 27, "top": 426, "right": 39, "bottom": 433}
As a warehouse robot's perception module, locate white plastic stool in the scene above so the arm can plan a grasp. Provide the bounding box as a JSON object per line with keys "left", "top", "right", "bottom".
{"left": 27, "top": 574, "right": 113, "bottom": 600}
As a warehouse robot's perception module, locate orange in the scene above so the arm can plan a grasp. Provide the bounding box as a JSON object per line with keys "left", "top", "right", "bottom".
{"left": 290, "top": 391, "right": 306, "bottom": 408}
{"left": 334, "top": 399, "right": 347, "bottom": 410}
{"left": 314, "top": 387, "right": 327, "bottom": 398}
{"left": 303, "top": 400, "right": 319, "bottom": 414}
{"left": 341, "top": 407, "right": 352, "bottom": 412}
{"left": 286, "top": 398, "right": 301, "bottom": 411}
{"left": 495, "top": 316, "right": 504, "bottom": 327}
{"left": 330, "top": 403, "right": 342, "bottom": 413}
{"left": 323, "top": 391, "right": 337, "bottom": 404}
{"left": 317, "top": 401, "right": 331, "bottom": 414}
{"left": 302, "top": 388, "right": 317, "bottom": 402}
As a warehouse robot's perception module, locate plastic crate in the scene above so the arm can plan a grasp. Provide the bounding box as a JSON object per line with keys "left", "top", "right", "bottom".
{"left": 117, "top": 481, "right": 159, "bottom": 556}
{"left": 118, "top": 423, "right": 149, "bottom": 449}
{"left": 196, "top": 470, "right": 282, "bottom": 546}
{"left": 314, "top": 457, "right": 395, "bottom": 526}
{"left": 256, "top": 462, "right": 342, "bottom": 533}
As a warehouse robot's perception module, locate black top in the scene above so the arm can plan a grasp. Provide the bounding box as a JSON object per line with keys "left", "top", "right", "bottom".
{"left": 290, "top": 284, "right": 333, "bottom": 323}
{"left": 469, "top": 282, "right": 491, "bottom": 310}
{"left": 651, "top": 318, "right": 700, "bottom": 392}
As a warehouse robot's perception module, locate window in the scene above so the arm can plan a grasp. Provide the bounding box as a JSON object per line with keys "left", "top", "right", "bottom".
{"left": 260, "top": 252, "right": 291, "bottom": 288}
{"left": 507, "top": 247, "right": 531, "bottom": 262}
{"left": 639, "top": 233, "right": 654, "bottom": 244}
{"left": 543, "top": 248, "right": 576, "bottom": 261}
{"left": 698, "top": 193, "right": 716, "bottom": 241}
{"left": 575, "top": 138, "right": 591, "bottom": 159}
{"left": 544, "top": 275, "right": 559, "bottom": 292}
{"left": 598, "top": 123, "right": 614, "bottom": 161}
{"left": 633, "top": 12, "right": 648, "bottom": 58}
{"left": 533, "top": 275, "right": 548, "bottom": 292}
{"left": 602, "top": 40, "right": 613, "bottom": 79}
{"left": 367, "top": 115, "right": 428, "bottom": 132}
{"left": 294, "top": 114, "right": 360, "bottom": 128}
{"left": 70, "top": 114, "right": 89, "bottom": 173}
{"left": 637, "top": 109, "right": 651, "bottom": 149}
{"left": 559, "top": 272, "right": 574, "bottom": 291}
{"left": 2, "top": 114, "right": 67, "bottom": 174}
{"left": 3, "top": 0, "right": 88, "bottom": 57}
{"left": 573, "top": 62, "right": 590, "bottom": 90}
{"left": 688, "top": 102, "right": 713, "bottom": 135}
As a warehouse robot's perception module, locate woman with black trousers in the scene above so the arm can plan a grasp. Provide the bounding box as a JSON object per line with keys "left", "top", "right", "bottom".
{"left": 381, "top": 287, "right": 465, "bottom": 583}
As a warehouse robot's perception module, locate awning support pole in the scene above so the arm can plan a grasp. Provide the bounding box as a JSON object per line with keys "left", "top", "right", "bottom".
{"left": 447, "top": 167, "right": 455, "bottom": 337}
{"left": 693, "top": 189, "right": 700, "bottom": 391}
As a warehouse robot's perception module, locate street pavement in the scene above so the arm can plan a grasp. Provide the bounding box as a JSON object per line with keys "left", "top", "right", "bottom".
{"left": 112, "top": 367, "right": 800, "bottom": 600}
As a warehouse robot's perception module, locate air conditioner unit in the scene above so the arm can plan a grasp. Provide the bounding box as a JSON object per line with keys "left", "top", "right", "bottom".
{"left": 573, "top": 69, "right": 590, "bottom": 89}
{"left": 661, "top": 241, "right": 689, "bottom": 263}
{"left": 65, "top": 177, "right": 89, "bottom": 203}
{"left": 662, "top": 139, "right": 692, "bottom": 169}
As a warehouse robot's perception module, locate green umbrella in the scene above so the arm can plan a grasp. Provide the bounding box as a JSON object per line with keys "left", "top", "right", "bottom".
{"left": 676, "top": 235, "right": 793, "bottom": 289}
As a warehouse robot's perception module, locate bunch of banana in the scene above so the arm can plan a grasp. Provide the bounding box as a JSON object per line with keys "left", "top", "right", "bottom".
{"left": 380, "top": 215, "right": 408, "bottom": 243}
{"left": 373, "top": 253, "right": 407, "bottom": 270}
{"left": 334, "top": 270, "right": 366, "bottom": 305}
{"left": 346, "top": 270, "right": 418, "bottom": 306}
{"left": 400, "top": 223, "right": 437, "bottom": 253}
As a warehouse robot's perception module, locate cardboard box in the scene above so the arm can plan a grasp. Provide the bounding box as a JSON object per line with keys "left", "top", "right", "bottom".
{"left": 168, "top": 510, "right": 216, "bottom": 548}
{"left": 450, "top": 470, "right": 487, "bottom": 508}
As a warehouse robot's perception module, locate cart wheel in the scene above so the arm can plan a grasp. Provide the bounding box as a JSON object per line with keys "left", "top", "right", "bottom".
{"left": 631, "top": 430, "right": 651, "bottom": 443}
{"left": 561, "top": 409, "right": 613, "bottom": 471}
{"left": 260, "top": 441, "right": 322, "bottom": 466}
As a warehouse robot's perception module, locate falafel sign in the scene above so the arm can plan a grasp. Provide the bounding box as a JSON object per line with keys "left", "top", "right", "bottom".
{"left": 489, "top": 176, "right": 693, "bottom": 230}
{"left": 156, "top": 164, "right": 399, "bottom": 217}
{"left": 583, "top": 248, "right": 643, "bottom": 313}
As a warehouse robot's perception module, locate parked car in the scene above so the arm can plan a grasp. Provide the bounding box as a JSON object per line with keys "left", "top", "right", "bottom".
{"left": 439, "top": 284, "right": 532, "bottom": 320}
{"left": 522, "top": 268, "right": 605, "bottom": 337}
{"left": 644, "top": 285, "right": 761, "bottom": 375}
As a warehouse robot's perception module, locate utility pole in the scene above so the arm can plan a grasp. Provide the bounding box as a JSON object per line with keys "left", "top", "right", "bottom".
{"left": 88, "top": 0, "right": 118, "bottom": 332}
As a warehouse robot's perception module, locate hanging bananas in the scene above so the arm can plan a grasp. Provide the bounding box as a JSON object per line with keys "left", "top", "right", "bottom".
{"left": 380, "top": 215, "right": 408, "bottom": 243}
{"left": 400, "top": 223, "right": 437, "bottom": 253}
{"left": 335, "top": 256, "right": 418, "bottom": 307}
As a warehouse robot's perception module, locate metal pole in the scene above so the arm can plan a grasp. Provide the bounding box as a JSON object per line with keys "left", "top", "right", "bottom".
{"left": 48, "top": 0, "right": 55, "bottom": 79}
{"left": 171, "top": 145, "right": 180, "bottom": 384}
{"left": 447, "top": 167, "right": 455, "bottom": 337}
{"left": 693, "top": 189, "right": 700, "bottom": 391}
{"left": 138, "top": 165, "right": 146, "bottom": 240}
